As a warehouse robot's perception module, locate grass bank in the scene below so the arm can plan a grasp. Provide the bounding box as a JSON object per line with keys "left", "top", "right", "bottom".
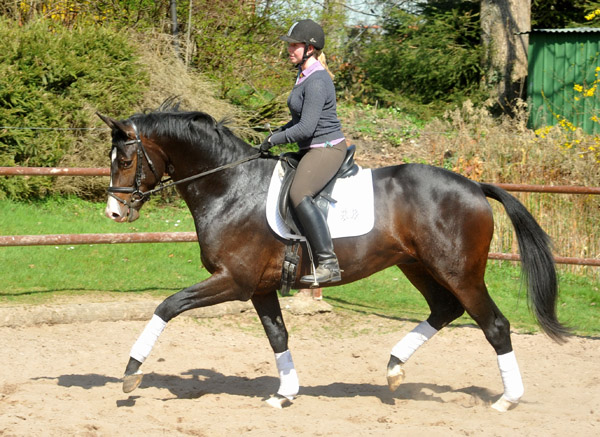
{"left": 0, "top": 198, "right": 598, "bottom": 337}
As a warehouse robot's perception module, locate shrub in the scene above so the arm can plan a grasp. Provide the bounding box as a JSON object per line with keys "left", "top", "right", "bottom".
{"left": 0, "top": 18, "right": 148, "bottom": 199}
{"left": 354, "top": 1, "right": 484, "bottom": 114}
{"left": 188, "top": 1, "right": 297, "bottom": 112}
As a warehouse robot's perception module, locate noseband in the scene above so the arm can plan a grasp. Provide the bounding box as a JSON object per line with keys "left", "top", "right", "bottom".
{"left": 107, "top": 121, "right": 264, "bottom": 216}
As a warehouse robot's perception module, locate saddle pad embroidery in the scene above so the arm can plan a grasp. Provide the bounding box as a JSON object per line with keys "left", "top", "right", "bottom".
{"left": 266, "top": 161, "right": 375, "bottom": 241}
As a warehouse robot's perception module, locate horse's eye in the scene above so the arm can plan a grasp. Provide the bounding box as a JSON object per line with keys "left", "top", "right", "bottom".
{"left": 120, "top": 159, "right": 134, "bottom": 169}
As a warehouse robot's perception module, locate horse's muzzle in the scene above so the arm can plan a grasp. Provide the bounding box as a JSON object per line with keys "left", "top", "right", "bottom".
{"left": 105, "top": 195, "right": 140, "bottom": 222}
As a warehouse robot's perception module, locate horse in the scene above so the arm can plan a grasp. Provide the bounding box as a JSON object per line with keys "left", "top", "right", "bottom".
{"left": 97, "top": 106, "right": 568, "bottom": 412}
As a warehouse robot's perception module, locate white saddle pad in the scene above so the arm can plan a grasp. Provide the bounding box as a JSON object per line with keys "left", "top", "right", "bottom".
{"left": 266, "top": 161, "right": 375, "bottom": 241}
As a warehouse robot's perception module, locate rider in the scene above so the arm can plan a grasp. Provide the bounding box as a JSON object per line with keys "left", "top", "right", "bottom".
{"left": 260, "top": 19, "right": 347, "bottom": 285}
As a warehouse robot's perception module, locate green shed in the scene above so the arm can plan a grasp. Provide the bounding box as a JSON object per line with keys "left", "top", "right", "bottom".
{"left": 527, "top": 28, "right": 600, "bottom": 134}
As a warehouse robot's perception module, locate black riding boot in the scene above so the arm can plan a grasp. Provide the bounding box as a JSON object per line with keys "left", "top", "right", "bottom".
{"left": 294, "top": 196, "right": 341, "bottom": 285}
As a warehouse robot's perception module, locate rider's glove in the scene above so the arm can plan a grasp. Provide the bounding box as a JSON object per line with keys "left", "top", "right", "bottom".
{"left": 259, "top": 135, "right": 273, "bottom": 155}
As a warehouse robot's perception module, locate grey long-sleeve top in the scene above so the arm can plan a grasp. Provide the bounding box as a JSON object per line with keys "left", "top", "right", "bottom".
{"left": 269, "top": 69, "right": 344, "bottom": 149}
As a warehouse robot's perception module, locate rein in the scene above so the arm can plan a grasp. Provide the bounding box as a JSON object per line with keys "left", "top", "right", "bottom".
{"left": 143, "top": 151, "right": 263, "bottom": 197}
{"left": 107, "top": 121, "right": 265, "bottom": 210}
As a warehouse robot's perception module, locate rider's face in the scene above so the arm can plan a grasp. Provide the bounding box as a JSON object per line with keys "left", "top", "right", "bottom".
{"left": 287, "top": 42, "right": 313, "bottom": 65}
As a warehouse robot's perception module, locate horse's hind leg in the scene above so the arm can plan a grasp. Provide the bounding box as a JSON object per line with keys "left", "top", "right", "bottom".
{"left": 390, "top": 263, "right": 523, "bottom": 411}
{"left": 387, "top": 264, "right": 466, "bottom": 391}
{"left": 251, "top": 291, "right": 298, "bottom": 408}
{"left": 456, "top": 284, "right": 524, "bottom": 412}
{"left": 426, "top": 257, "right": 523, "bottom": 411}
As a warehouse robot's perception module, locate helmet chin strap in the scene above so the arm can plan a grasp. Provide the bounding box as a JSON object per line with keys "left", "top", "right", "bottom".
{"left": 296, "top": 43, "right": 312, "bottom": 70}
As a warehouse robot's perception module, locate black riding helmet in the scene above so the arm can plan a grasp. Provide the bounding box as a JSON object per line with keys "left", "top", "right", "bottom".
{"left": 280, "top": 19, "right": 325, "bottom": 67}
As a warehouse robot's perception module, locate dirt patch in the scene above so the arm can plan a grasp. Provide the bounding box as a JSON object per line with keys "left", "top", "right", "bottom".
{"left": 351, "top": 137, "right": 406, "bottom": 169}
{"left": 0, "top": 293, "right": 331, "bottom": 327}
{"left": 0, "top": 295, "right": 598, "bottom": 436}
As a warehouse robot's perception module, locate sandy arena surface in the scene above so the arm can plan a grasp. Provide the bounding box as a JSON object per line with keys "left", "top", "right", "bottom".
{"left": 0, "top": 295, "right": 598, "bottom": 436}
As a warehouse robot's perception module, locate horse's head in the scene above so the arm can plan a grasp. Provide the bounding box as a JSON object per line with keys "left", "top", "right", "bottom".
{"left": 97, "top": 113, "right": 166, "bottom": 222}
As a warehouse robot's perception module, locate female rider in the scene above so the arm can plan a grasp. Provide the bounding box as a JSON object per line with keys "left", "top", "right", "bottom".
{"left": 260, "top": 19, "right": 347, "bottom": 285}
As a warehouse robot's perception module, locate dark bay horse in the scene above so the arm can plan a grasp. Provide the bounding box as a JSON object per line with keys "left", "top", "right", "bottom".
{"left": 98, "top": 107, "right": 568, "bottom": 412}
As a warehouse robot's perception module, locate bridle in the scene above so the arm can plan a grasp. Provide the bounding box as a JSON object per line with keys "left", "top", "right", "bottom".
{"left": 107, "top": 122, "right": 162, "bottom": 215}
{"left": 107, "top": 121, "right": 264, "bottom": 216}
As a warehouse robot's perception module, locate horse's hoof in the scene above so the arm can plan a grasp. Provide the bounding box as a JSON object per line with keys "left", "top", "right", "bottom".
{"left": 386, "top": 356, "right": 405, "bottom": 392}
{"left": 386, "top": 367, "right": 405, "bottom": 392}
{"left": 491, "top": 395, "right": 518, "bottom": 412}
{"left": 123, "top": 371, "right": 143, "bottom": 393}
{"left": 265, "top": 393, "right": 293, "bottom": 409}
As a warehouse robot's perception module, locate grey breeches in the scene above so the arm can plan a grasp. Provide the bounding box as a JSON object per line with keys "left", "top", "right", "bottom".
{"left": 289, "top": 142, "right": 347, "bottom": 208}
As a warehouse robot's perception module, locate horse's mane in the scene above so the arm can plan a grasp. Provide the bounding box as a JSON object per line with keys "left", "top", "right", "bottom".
{"left": 128, "top": 99, "right": 242, "bottom": 150}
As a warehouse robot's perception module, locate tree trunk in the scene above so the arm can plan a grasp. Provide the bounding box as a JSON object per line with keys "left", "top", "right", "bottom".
{"left": 170, "top": 0, "right": 180, "bottom": 57}
{"left": 320, "top": 0, "right": 346, "bottom": 51}
{"left": 481, "top": 0, "right": 531, "bottom": 113}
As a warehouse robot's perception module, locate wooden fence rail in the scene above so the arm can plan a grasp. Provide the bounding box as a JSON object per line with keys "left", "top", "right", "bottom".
{"left": 1, "top": 167, "right": 599, "bottom": 267}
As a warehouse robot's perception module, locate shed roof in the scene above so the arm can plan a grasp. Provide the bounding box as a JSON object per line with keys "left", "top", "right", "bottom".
{"left": 518, "top": 27, "right": 600, "bottom": 34}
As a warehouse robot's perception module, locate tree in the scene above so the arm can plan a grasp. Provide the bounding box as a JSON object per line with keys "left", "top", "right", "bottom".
{"left": 320, "top": 0, "right": 347, "bottom": 49}
{"left": 357, "top": 0, "right": 483, "bottom": 112}
{"left": 482, "top": 0, "right": 595, "bottom": 113}
{"left": 480, "top": 0, "right": 530, "bottom": 113}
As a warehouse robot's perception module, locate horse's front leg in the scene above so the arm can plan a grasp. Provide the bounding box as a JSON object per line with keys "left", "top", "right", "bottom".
{"left": 251, "top": 291, "right": 299, "bottom": 408}
{"left": 122, "top": 272, "right": 247, "bottom": 393}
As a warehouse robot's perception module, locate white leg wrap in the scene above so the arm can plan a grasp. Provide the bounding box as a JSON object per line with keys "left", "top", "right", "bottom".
{"left": 129, "top": 314, "right": 167, "bottom": 363}
{"left": 391, "top": 321, "right": 438, "bottom": 363}
{"left": 275, "top": 350, "right": 299, "bottom": 400}
{"left": 497, "top": 351, "right": 524, "bottom": 403}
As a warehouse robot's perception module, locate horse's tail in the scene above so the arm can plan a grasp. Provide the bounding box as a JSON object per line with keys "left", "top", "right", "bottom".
{"left": 479, "top": 182, "right": 569, "bottom": 343}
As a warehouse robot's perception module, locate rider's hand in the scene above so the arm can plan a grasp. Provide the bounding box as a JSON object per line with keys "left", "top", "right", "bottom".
{"left": 259, "top": 135, "right": 273, "bottom": 155}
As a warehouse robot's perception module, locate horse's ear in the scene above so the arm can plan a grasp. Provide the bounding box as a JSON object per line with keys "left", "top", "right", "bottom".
{"left": 96, "top": 112, "right": 129, "bottom": 134}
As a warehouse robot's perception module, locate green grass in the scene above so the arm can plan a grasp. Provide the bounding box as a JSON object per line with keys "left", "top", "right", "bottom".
{"left": 0, "top": 197, "right": 208, "bottom": 302}
{"left": 1, "top": 198, "right": 598, "bottom": 337}
{"left": 326, "top": 263, "right": 599, "bottom": 337}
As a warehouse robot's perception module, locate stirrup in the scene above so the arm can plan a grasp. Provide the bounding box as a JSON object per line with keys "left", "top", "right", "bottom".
{"left": 300, "top": 262, "right": 341, "bottom": 285}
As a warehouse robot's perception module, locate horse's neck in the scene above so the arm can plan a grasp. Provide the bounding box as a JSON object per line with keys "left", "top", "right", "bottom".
{"left": 165, "top": 136, "right": 273, "bottom": 208}
{"left": 180, "top": 156, "right": 276, "bottom": 247}
{"left": 162, "top": 136, "right": 242, "bottom": 177}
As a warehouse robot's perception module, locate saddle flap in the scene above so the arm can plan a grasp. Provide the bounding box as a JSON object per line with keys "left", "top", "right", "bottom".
{"left": 277, "top": 167, "right": 301, "bottom": 235}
